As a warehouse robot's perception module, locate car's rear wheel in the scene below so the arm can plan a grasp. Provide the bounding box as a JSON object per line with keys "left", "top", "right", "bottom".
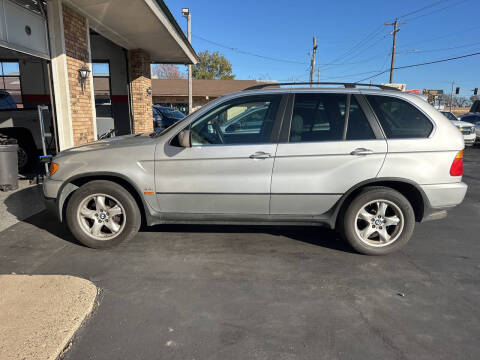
{"left": 340, "top": 187, "right": 415, "bottom": 255}
{"left": 66, "top": 180, "right": 141, "bottom": 249}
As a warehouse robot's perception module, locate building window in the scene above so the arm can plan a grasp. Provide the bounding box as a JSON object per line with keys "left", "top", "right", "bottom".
{"left": 92, "top": 61, "right": 112, "bottom": 117}
{"left": 0, "top": 61, "right": 23, "bottom": 109}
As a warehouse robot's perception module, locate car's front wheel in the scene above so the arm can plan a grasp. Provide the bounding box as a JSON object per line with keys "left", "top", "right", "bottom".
{"left": 340, "top": 186, "right": 415, "bottom": 255}
{"left": 66, "top": 180, "right": 141, "bottom": 248}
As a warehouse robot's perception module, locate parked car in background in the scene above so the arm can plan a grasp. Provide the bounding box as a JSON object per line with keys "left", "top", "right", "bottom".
{"left": 0, "top": 90, "right": 53, "bottom": 172}
{"left": 459, "top": 113, "right": 480, "bottom": 144}
{"left": 44, "top": 85, "right": 467, "bottom": 255}
{"left": 220, "top": 104, "right": 268, "bottom": 135}
{"left": 470, "top": 100, "right": 480, "bottom": 114}
{"left": 440, "top": 110, "right": 476, "bottom": 146}
{"left": 153, "top": 106, "right": 185, "bottom": 132}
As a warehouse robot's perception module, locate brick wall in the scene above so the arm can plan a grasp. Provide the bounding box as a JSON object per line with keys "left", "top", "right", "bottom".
{"left": 129, "top": 49, "right": 153, "bottom": 133}
{"left": 63, "top": 5, "right": 95, "bottom": 146}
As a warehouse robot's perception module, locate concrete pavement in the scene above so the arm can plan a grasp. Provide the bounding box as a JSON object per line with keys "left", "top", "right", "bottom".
{"left": 0, "top": 275, "right": 97, "bottom": 360}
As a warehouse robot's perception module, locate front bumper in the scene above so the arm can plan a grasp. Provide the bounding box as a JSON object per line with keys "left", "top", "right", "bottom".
{"left": 42, "top": 177, "right": 63, "bottom": 198}
{"left": 43, "top": 196, "right": 58, "bottom": 217}
{"left": 42, "top": 177, "right": 63, "bottom": 220}
{"left": 463, "top": 133, "right": 476, "bottom": 146}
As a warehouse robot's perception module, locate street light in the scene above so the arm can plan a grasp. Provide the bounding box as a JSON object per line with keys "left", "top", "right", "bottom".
{"left": 182, "top": 8, "right": 192, "bottom": 114}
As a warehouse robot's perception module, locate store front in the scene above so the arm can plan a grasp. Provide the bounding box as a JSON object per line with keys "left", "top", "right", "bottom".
{"left": 0, "top": 0, "right": 197, "bottom": 171}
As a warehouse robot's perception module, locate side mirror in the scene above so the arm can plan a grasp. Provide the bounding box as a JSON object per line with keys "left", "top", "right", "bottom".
{"left": 178, "top": 129, "right": 191, "bottom": 147}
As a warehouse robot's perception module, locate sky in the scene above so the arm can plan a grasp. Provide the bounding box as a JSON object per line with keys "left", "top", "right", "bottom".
{"left": 164, "top": 0, "right": 479, "bottom": 96}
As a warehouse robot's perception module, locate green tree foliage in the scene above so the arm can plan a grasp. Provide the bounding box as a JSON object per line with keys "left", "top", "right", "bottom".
{"left": 192, "top": 50, "right": 235, "bottom": 80}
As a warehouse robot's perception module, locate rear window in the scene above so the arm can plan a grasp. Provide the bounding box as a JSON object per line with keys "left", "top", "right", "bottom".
{"left": 289, "top": 93, "right": 375, "bottom": 143}
{"left": 367, "top": 95, "right": 433, "bottom": 138}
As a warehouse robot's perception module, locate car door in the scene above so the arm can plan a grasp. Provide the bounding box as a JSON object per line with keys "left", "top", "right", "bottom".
{"left": 270, "top": 91, "right": 387, "bottom": 215}
{"left": 154, "top": 94, "right": 286, "bottom": 215}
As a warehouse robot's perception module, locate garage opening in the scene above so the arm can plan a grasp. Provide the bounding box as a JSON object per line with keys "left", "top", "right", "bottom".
{"left": 0, "top": 48, "right": 57, "bottom": 174}
{"left": 90, "top": 31, "right": 132, "bottom": 138}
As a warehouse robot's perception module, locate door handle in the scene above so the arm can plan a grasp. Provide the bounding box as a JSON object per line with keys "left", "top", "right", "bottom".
{"left": 249, "top": 151, "right": 271, "bottom": 159}
{"left": 350, "top": 148, "right": 374, "bottom": 156}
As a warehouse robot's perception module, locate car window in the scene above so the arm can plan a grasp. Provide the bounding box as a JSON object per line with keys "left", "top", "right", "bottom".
{"left": 190, "top": 96, "right": 280, "bottom": 146}
{"left": 440, "top": 111, "right": 457, "bottom": 121}
{"left": 290, "top": 93, "right": 346, "bottom": 142}
{"left": 289, "top": 93, "right": 374, "bottom": 142}
{"left": 346, "top": 97, "right": 375, "bottom": 140}
{"left": 366, "top": 95, "right": 433, "bottom": 138}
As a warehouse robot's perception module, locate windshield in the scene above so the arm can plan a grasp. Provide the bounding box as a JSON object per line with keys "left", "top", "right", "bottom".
{"left": 440, "top": 111, "right": 457, "bottom": 121}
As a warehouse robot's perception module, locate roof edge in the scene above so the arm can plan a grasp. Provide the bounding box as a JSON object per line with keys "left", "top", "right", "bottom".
{"left": 152, "top": 0, "right": 199, "bottom": 64}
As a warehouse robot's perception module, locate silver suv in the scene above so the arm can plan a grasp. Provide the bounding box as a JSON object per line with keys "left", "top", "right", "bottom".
{"left": 43, "top": 83, "right": 467, "bottom": 255}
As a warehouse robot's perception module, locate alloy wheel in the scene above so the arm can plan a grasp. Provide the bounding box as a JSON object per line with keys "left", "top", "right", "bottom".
{"left": 354, "top": 199, "right": 404, "bottom": 247}
{"left": 77, "top": 193, "right": 126, "bottom": 240}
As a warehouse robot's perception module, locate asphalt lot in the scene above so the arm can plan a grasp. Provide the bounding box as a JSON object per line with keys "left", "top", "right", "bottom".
{"left": 1, "top": 147, "right": 480, "bottom": 360}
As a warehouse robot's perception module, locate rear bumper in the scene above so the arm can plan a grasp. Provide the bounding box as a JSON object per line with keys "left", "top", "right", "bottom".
{"left": 421, "top": 182, "right": 468, "bottom": 209}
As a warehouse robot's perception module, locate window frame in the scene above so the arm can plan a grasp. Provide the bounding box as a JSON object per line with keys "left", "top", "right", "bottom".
{"left": 0, "top": 60, "right": 24, "bottom": 108}
{"left": 364, "top": 93, "right": 436, "bottom": 140}
{"left": 92, "top": 60, "right": 113, "bottom": 118}
{"left": 169, "top": 93, "right": 288, "bottom": 148}
{"left": 279, "top": 92, "right": 384, "bottom": 143}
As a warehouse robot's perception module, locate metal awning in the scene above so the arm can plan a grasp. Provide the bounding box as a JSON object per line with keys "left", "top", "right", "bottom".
{"left": 64, "top": 0, "right": 198, "bottom": 64}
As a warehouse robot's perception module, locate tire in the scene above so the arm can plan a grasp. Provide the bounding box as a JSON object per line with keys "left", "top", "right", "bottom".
{"left": 17, "top": 141, "right": 37, "bottom": 173}
{"left": 66, "top": 180, "right": 141, "bottom": 249}
{"left": 340, "top": 186, "right": 415, "bottom": 255}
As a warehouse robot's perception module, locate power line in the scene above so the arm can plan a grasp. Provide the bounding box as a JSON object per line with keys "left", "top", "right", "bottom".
{"left": 397, "top": 24, "right": 480, "bottom": 50}
{"left": 403, "top": 0, "right": 470, "bottom": 21}
{"left": 322, "top": 69, "right": 386, "bottom": 81}
{"left": 356, "top": 51, "right": 480, "bottom": 82}
{"left": 192, "top": 35, "right": 309, "bottom": 65}
{"left": 412, "top": 41, "right": 480, "bottom": 54}
{"left": 321, "top": 25, "right": 386, "bottom": 69}
{"left": 396, "top": 0, "right": 451, "bottom": 19}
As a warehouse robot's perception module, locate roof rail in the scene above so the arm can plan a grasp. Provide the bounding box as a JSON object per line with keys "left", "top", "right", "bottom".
{"left": 243, "top": 82, "right": 402, "bottom": 91}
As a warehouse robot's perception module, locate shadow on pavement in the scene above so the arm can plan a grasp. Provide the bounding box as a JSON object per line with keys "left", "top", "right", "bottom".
{"left": 2, "top": 184, "right": 44, "bottom": 220}
{"left": 144, "top": 223, "right": 355, "bottom": 253}
{"left": 20, "top": 210, "right": 82, "bottom": 246}
{"left": 4, "top": 186, "right": 354, "bottom": 254}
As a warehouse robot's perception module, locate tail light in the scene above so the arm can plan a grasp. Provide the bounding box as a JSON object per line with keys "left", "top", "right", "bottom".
{"left": 450, "top": 150, "right": 463, "bottom": 176}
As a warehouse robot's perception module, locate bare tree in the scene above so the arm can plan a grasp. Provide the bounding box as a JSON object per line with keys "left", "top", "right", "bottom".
{"left": 151, "top": 64, "right": 186, "bottom": 79}
{"left": 452, "top": 95, "right": 471, "bottom": 108}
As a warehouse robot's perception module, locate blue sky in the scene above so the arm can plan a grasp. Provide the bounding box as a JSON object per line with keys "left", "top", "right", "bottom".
{"left": 164, "top": 0, "right": 479, "bottom": 95}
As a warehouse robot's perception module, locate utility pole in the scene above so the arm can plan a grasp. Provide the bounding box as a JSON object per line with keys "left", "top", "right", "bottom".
{"left": 309, "top": 36, "right": 317, "bottom": 88}
{"left": 384, "top": 19, "right": 406, "bottom": 83}
{"left": 182, "top": 8, "right": 192, "bottom": 114}
{"left": 317, "top": 68, "right": 320, "bottom": 86}
{"left": 449, "top": 81, "right": 454, "bottom": 111}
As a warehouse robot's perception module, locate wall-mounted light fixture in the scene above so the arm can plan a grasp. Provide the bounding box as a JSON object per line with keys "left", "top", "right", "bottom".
{"left": 146, "top": 87, "right": 152, "bottom": 95}
{"left": 78, "top": 64, "right": 91, "bottom": 91}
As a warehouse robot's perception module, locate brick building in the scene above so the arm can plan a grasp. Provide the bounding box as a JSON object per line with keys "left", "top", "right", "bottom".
{"left": 152, "top": 79, "right": 273, "bottom": 112}
{"left": 0, "top": 0, "right": 197, "bottom": 155}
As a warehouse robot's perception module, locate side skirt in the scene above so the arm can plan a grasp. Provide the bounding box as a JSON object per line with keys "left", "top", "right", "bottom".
{"left": 147, "top": 212, "right": 333, "bottom": 227}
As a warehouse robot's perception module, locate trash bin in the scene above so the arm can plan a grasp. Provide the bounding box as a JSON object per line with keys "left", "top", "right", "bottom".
{"left": 0, "top": 135, "right": 19, "bottom": 191}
